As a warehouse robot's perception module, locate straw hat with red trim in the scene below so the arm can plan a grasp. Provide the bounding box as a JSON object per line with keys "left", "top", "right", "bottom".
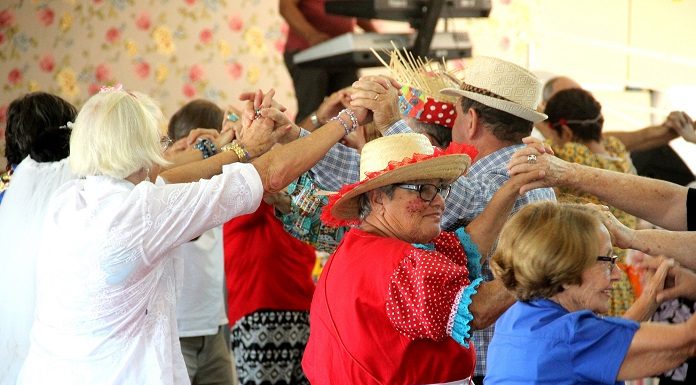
{"left": 321, "top": 133, "right": 477, "bottom": 227}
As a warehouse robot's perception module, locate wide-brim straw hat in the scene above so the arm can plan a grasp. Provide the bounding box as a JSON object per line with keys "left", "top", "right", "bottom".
{"left": 441, "top": 56, "right": 547, "bottom": 123}
{"left": 321, "top": 133, "right": 476, "bottom": 226}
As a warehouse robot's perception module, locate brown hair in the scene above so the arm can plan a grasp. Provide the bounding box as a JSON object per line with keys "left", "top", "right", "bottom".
{"left": 491, "top": 202, "right": 602, "bottom": 301}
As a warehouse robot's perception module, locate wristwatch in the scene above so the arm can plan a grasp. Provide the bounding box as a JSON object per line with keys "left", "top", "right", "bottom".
{"left": 310, "top": 112, "right": 321, "bottom": 129}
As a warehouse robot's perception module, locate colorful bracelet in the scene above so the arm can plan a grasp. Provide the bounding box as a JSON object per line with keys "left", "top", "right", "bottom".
{"left": 220, "top": 140, "right": 250, "bottom": 162}
{"left": 194, "top": 138, "right": 217, "bottom": 159}
{"left": 330, "top": 108, "right": 358, "bottom": 136}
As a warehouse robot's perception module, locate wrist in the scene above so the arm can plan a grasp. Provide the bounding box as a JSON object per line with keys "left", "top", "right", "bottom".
{"left": 220, "top": 140, "right": 251, "bottom": 162}
{"left": 377, "top": 114, "right": 400, "bottom": 134}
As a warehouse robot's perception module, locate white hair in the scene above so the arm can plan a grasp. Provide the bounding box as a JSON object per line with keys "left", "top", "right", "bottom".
{"left": 69, "top": 90, "right": 169, "bottom": 178}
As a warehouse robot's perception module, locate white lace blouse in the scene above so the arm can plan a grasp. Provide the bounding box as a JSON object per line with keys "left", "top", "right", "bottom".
{"left": 17, "top": 162, "right": 262, "bottom": 385}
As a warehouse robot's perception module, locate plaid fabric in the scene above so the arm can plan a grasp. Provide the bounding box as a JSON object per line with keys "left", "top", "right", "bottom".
{"left": 300, "top": 128, "right": 360, "bottom": 192}
{"left": 304, "top": 120, "right": 556, "bottom": 376}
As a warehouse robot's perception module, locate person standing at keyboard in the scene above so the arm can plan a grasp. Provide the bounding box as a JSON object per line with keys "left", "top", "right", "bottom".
{"left": 280, "top": 0, "right": 377, "bottom": 126}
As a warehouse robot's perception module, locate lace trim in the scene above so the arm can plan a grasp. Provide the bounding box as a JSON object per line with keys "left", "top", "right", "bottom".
{"left": 447, "top": 277, "right": 483, "bottom": 348}
{"left": 454, "top": 227, "right": 482, "bottom": 280}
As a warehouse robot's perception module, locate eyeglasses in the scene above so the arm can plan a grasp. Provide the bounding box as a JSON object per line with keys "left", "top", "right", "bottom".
{"left": 160, "top": 136, "right": 173, "bottom": 151}
{"left": 395, "top": 183, "right": 452, "bottom": 202}
{"left": 596, "top": 255, "right": 618, "bottom": 275}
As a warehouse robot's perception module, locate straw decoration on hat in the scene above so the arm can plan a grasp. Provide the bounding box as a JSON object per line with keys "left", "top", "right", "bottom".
{"left": 321, "top": 133, "right": 477, "bottom": 227}
{"left": 372, "top": 43, "right": 460, "bottom": 128}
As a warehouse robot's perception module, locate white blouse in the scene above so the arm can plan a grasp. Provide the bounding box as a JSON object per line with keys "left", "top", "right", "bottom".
{"left": 17, "top": 162, "right": 262, "bottom": 385}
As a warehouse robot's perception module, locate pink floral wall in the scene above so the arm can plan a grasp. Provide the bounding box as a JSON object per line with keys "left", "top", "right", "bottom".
{"left": 0, "top": 0, "right": 296, "bottom": 134}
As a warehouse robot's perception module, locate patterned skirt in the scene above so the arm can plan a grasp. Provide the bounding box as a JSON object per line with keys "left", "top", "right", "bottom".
{"left": 231, "top": 310, "right": 310, "bottom": 385}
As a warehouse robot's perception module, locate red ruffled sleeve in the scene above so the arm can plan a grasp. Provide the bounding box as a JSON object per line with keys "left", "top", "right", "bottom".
{"left": 385, "top": 232, "right": 471, "bottom": 340}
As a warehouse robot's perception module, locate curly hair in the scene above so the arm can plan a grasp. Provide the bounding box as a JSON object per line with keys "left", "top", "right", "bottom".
{"left": 4, "top": 92, "right": 76, "bottom": 166}
{"left": 544, "top": 88, "right": 603, "bottom": 142}
{"left": 459, "top": 97, "right": 533, "bottom": 144}
{"left": 491, "top": 202, "right": 602, "bottom": 301}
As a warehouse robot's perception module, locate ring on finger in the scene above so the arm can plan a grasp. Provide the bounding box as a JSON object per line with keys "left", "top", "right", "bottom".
{"left": 227, "top": 112, "right": 239, "bottom": 122}
{"left": 527, "top": 154, "right": 537, "bottom": 164}
{"left": 373, "top": 94, "right": 379, "bottom": 100}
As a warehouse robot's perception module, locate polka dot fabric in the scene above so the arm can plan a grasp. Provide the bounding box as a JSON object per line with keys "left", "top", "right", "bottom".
{"left": 386, "top": 231, "right": 472, "bottom": 340}
{"left": 421, "top": 99, "right": 457, "bottom": 128}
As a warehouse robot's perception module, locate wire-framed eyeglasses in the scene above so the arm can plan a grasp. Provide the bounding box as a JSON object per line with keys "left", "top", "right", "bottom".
{"left": 395, "top": 183, "right": 452, "bottom": 202}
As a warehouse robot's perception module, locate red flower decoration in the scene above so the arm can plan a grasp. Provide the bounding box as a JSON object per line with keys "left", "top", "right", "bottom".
{"left": 199, "top": 28, "right": 213, "bottom": 44}
{"left": 135, "top": 62, "right": 150, "bottom": 79}
{"left": 0, "top": 9, "right": 15, "bottom": 29}
{"left": 0, "top": 32, "right": 7, "bottom": 45}
{"left": 37, "top": 7, "right": 54, "bottom": 26}
{"left": 274, "top": 39, "right": 285, "bottom": 53}
{"left": 228, "top": 15, "right": 243, "bottom": 32}
{"left": 136, "top": 12, "right": 151, "bottom": 30}
{"left": 183, "top": 83, "right": 196, "bottom": 98}
{"left": 227, "top": 62, "right": 242, "bottom": 80}
{"left": 7, "top": 68, "right": 22, "bottom": 86}
{"left": 88, "top": 83, "right": 101, "bottom": 95}
{"left": 320, "top": 142, "right": 478, "bottom": 227}
{"left": 185, "top": 0, "right": 196, "bottom": 5}
{"left": 39, "top": 54, "right": 55, "bottom": 72}
{"left": 105, "top": 27, "right": 121, "bottom": 44}
{"left": 188, "top": 64, "right": 204, "bottom": 82}
{"left": 95, "top": 63, "right": 111, "bottom": 82}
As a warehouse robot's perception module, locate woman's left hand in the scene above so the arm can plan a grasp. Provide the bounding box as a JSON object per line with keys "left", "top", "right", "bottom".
{"left": 624, "top": 255, "right": 674, "bottom": 321}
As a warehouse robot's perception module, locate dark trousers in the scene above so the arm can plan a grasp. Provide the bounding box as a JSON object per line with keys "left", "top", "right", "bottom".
{"left": 283, "top": 51, "right": 358, "bottom": 124}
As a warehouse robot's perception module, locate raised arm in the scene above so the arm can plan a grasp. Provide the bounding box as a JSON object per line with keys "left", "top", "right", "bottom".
{"left": 618, "top": 317, "right": 696, "bottom": 381}
{"left": 509, "top": 137, "right": 690, "bottom": 230}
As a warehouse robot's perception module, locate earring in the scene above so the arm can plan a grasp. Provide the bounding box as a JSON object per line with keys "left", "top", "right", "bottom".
{"left": 145, "top": 168, "right": 151, "bottom": 183}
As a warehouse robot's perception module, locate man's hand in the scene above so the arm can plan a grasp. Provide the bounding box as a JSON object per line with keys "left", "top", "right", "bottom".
{"left": 349, "top": 75, "right": 401, "bottom": 133}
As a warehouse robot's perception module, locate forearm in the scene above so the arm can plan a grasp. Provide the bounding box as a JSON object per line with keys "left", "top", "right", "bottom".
{"left": 163, "top": 148, "right": 208, "bottom": 170}
{"left": 631, "top": 229, "right": 696, "bottom": 270}
{"left": 279, "top": 0, "right": 322, "bottom": 42}
{"left": 565, "top": 163, "right": 688, "bottom": 230}
{"left": 160, "top": 151, "right": 242, "bottom": 183}
{"left": 465, "top": 180, "right": 519, "bottom": 258}
{"left": 252, "top": 121, "right": 345, "bottom": 192}
{"left": 607, "top": 125, "right": 678, "bottom": 152}
{"left": 619, "top": 322, "right": 696, "bottom": 380}
{"left": 468, "top": 279, "right": 515, "bottom": 330}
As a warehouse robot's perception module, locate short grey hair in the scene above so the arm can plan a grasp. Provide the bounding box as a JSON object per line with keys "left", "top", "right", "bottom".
{"left": 358, "top": 185, "right": 397, "bottom": 220}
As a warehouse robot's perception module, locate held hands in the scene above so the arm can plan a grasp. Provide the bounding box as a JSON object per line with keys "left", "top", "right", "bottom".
{"left": 234, "top": 89, "right": 294, "bottom": 158}
{"left": 349, "top": 75, "right": 402, "bottom": 133}
{"left": 663, "top": 111, "right": 696, "bottom": 144}
{"left": 507, "top": 136, "right": 566, "bottom": 194}
{"left": 589, "top": 205, "right": 636, "bottom": 249}
{"left": 634, "top": 254, "right": 696, "bottom": 302}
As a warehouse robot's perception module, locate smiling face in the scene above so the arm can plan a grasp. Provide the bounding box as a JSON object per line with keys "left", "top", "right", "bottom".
{"left": 555, "top": 224, "right": 620, "bottom": 314}
{"left": 376, "top": 178, "right": 446, "bottom": 244}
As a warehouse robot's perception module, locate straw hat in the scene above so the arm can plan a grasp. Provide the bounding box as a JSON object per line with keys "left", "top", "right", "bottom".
{"left": 441, "top": 56, "right": 547, "bottom": 123}
{"left": 322, "top": 133, "right": 475, "bottom": 225}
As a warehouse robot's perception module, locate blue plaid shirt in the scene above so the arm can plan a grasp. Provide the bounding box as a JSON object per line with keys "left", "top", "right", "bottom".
{"left": 304, "top": 120, "right": 556, "bottom": 376}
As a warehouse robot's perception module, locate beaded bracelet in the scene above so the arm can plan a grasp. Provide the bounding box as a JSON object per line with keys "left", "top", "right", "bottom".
{"left": 329, "top": 108, "right": 359, "bottom": 136}
{"left": 194, "top": 138, "right": 217, "bottom": 159}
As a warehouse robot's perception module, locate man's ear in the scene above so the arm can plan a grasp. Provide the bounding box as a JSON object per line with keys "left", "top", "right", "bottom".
{"left": 466, "top": 107, "right": 480, "bottom": 140}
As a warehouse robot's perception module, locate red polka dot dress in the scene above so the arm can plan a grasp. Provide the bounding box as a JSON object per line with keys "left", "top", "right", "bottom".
{"left": 302, "top": 228, "right": 482, "bottom": 385}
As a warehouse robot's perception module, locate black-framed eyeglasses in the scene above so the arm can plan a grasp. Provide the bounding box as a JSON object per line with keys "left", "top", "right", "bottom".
{"left": 395, "top": 183, "right": 452, "bottom": 202}
{"left": 160, "top": 136, "right": 173, "bottom": 151}
{"left": 596, "top": 255, "right": 618, "bottom": 275}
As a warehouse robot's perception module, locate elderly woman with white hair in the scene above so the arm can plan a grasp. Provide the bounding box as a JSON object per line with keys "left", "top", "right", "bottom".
{"left": 16, "top": 87, "right": 365, "bottom": 385}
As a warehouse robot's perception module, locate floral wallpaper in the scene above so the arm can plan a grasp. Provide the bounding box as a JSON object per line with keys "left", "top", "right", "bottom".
{"left": 0, "top": 0, "right": 296, "bottom": 135}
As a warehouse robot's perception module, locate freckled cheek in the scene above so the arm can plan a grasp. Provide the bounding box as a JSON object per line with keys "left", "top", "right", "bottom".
{"left": 406, "top": 198, "right": 428, "bottom": 214}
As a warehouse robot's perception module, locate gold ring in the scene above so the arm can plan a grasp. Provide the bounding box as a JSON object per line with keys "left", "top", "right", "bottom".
{"left": 373, "top": 94, "right": 379, "bottom": 100}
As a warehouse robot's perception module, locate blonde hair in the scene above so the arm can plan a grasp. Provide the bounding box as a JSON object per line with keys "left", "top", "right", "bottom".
{"left": 491, "top": 202, "right": 602, "bottom": 301}
{"left": 69, "top": 90, "right": 169, "bottom": 178}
